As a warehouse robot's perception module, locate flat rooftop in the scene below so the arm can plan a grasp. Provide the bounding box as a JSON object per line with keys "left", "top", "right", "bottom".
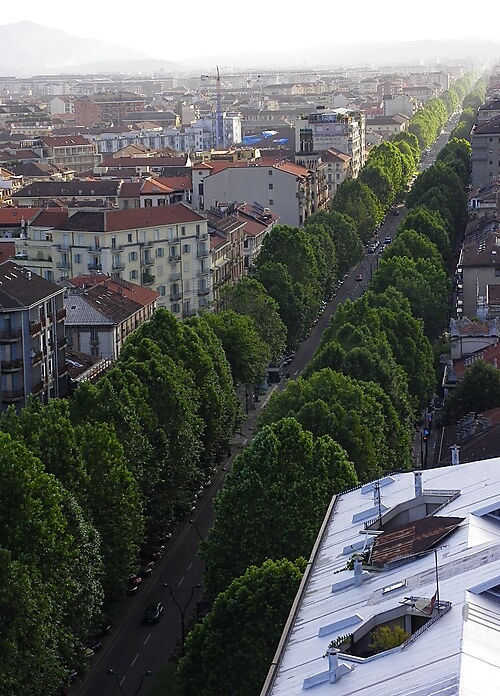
{"left": 262, "top": 459, "right": 500, "bottom": 696}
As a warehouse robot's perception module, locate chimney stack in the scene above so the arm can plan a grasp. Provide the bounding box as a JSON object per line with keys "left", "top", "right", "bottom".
{"left": 327, "top": 648, "right": 339, "bottom": 683}
{"left": 353, "top": 555, "right": 363, "bottom": 587}
{"left": 451, "top": 444, "right": 460, "bottom": 466}
{"left": 414, "top": 471, "right": 423, "bottom": 497}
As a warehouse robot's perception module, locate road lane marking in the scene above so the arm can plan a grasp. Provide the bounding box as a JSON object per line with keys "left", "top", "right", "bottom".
{"left": 187, "top": 562, "right": 193, "bottom": 571}
{"left": 120, "top": 676, "right": 126, "bottom": 686}
{"left": 144, "top": 632, "right": 151, "bottom": 646}
{"left": 131, "top": 653, "right": 139, "bottom": 667}
{"left": 178, "top": 576, "right": 185, "bottom": 587}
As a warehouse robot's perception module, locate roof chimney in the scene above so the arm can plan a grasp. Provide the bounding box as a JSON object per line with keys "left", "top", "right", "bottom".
{"left": 451, "top": 444, "right": 460, "bottom": 466}
{"left": 414, "top": 471, "right": 423, "bottom": 497}
{"left": 327, "top": 648, "right": 339, "bottom": 684}
{"left": 353, "top": 555, "right": 363, "bottom": 587}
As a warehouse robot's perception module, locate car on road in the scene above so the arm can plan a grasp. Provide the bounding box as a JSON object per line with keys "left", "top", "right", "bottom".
{"left": 384, "top": 236, "right": 391, "bottom": 244}
{"left": 127, "top": 574, "right": 142, "bottom": 595}
{"left": 355, "top": 274, "right": 363, "bottom": 282}
{"left": 393, "top": 209, "right": 400, "bottom": 216}
{"left": 139, "top": 561, "right": 155, "bottom": 577}
{"left": 377, "top": 245, "right": 385, "bottom": 255}
{"left": 143, "top": 601, "right": 164, "bottom": 624}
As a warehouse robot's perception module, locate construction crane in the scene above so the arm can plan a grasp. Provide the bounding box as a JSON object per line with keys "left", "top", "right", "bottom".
{"left": 200, "top": 66, "right": 224, "bottom": 148}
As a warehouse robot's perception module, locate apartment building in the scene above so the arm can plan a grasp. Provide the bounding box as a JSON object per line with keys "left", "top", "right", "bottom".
{"left": 457, "top": 217, "right": 500, "bottom": 317}
{"left": 192, "top": 160, "right": 324, "bottom": 227}
{"left": 13, "top": 180, "right": 122, "bottom": 208}
{"left": 383, "top": 94, "right": 418, "bottom": 119}
{"left": 14, "top": 204, "right": 211, "bottom": 319}
{"left": 74, "top": 92, "right": 146, "bottom": 127}
{"left": 477, "top": 99, "right": 500, "bottom": 124}
{"left": 35, "top": 135, "right": 102, "bottom": 173}
{"left": 365, "top": 114, "right": 409, "bottom": 139}
{"left": 237, "top": 202, "right": 279, "bottom": 270}
{"left": 64, "top": 275, "right": 158, "bottom": 359}
{"left": 0, "top": 261, "right": 67, "bottom": 410}
{"left": 321, "top": 148, "right": 352, "bottom": 197}
{"left": 471, "top": 115, "right": 500, "bottom": 189}
{"left": 295, "top": 107, "right": 366, "bottom": 179}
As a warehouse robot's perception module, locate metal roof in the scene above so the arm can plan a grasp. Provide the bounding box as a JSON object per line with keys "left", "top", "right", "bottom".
{"left": 261, "top": 459, "right": 500, "bottom": 696}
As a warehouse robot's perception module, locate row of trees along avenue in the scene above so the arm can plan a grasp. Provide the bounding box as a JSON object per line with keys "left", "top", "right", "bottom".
{"left": 0, "top": 74, "right": 479, "bottom": 695}
{"left": 174, "top": 77, "right": 478, "bottom": 695}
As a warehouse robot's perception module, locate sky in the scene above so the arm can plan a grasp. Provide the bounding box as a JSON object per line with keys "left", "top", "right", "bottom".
{"left": 2, "top": 0, "right": 500, "bottom": 61}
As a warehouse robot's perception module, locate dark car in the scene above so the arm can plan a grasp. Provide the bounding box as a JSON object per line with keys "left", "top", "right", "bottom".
{"left": 355, "top": 274, "right": 363, "bottom": 282}
{"left": 393, "top": 209, "right": 400, "bottom": 216}
{"left": 143, "top": 601, "right": 164, "bottom": 624}
{"left": 139, "top": 561, "right": 155, "bottom": 578}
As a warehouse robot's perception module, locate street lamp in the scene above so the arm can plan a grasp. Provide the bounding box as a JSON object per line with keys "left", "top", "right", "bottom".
{"left": 189, "top": 518, "right": 204, "bottom": 542}
{"left": 106, "top": 669, "right": 152, "bottom": 696}
{"left": 163, "top": 583, "right": 202, "bottom": 655}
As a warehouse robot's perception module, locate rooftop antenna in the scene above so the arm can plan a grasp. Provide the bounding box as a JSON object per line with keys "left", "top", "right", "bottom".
{"left": 373, "top": 480, "right": 382, "bottom": 526}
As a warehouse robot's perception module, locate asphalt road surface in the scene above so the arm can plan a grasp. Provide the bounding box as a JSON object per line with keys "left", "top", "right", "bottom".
{"left": 74, "top": 117, "right": 457, "bottom": 696}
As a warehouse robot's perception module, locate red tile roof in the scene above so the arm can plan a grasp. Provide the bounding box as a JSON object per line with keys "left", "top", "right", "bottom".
{"left": 0, "top": 207, "right": 42, "bottom": 225}
{"left": 102, "top": 155, "right": 189, "bottom": 168}
{"left": 454, "top": 342, "right": 500, "bottom": 379}
{"left": 59, "top": 203, "right": 205, "bottom": 233}
{"left": 273, "top": 161, "right": 310, "bottom": 178}
{"left": 41, "top": 135, "right": 92, "bottom": 148}
{"left": 67, "top": 274, "right": 158, "bottom": 307}
{"left": 0, "top": 241, "right": 16, "bottom": 263}
{"left": 34, "top": 209, "right": 69, "bottom": 228}
{"left": 156, "top": 176, "right": 191, "bottom": 192}
{"left": 140, "top": 178, "right": 174, "bottom": 195}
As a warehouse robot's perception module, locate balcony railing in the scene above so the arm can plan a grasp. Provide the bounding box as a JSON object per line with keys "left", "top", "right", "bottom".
{"left": 29, "top": 321, "right": 42, "bottom": 335}
{"left": 142, "top": 273, "right": 155, "bottom": 285}
{"left": 57, "top": 261, "right": 70, "bottom": 269}
{"left": 1, "top": 358, "right": 23, "bottom": 372}
{"left": 182, "top": 308, "right": 197, "bottom": 318}
{"left": 0, "top": 328, "right": 22, "bottom": 341}
{"left": 198, "top": 287, "right": 210, "bottom": 296}
{"left": 197, "top": 248, "right": 209, "bottom": 258}
{"left": 142, "top": 257, "right": 154, "bottom": 267}
{"left": 88, "top": 263, "right": 103, "bottom": 272}
{"left": 2, "top": 388, "right": 24, "bottom": 402}
{"left": 170, "top": 291, "right": 182, "bottom": 301}
{"left": 169, "top": 272, "right": 182, "bottom": 282}
{"left": 56, "top": 308, "right": 66, "bottom": 322}
{"left": 169, "top": 253, "right": 181, "bottom": 262}
{"left": 57, "top": 337, "right": 67, "bottom": 350}
{"left": 32, "top": 381, "right": 44, "bottom": 395}
{"left": 58, "top": 363, "right": 68, "bottom": 376}
{"left": 112, "top": 262, "right": 125, "bottom": 271}
{"left": 31, "top": 351, "right": 42, "bottom": 365}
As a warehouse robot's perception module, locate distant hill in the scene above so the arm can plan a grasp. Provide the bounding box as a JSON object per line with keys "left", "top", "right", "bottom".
{"left": 0, "top": 21, "right": 182, "bottom": 75}
{"left": 181, "top": 38, "right": 500, "bottom": 70}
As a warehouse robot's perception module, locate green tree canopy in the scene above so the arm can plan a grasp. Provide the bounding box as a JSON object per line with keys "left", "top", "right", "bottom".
{"left": 203, "top": 417, "right": 357, "bottom": 597}
{"left": 176, "top": 558, "right": 306, "bottom": 696}
{"left": 445, "top": 360, "right": 500, "bottom": 423}
{"left": 305, "top": 209, "right": 363, "bottom": 274}
{"left": 399, "top": 205, "right": 452, "bottom": 266}
{"left": 331, "top": 178, "right": 384, "bottom": 241}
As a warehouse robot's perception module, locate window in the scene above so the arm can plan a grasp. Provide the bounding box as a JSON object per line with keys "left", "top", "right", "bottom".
{"left": 144, "top": 200, "right": 153, "bottom": 209}
{"left": 129, "top": 251, "right": 138, "bottom": 262}
{"left": 154, "top": 229, "right": 160, "bottom": 240}
{"left": 181, "top": 226, "right": 186, "bottom": 236}
{"left": 269, "top": 183, "right": 273, "bottom": 190}
{"left": 183, "top": 244, "right": 190, "bottom": 253}
{"left": 198, "top": 183, "right": 204, "bottom": 195}
{"left": 196, "top": 224, "right": 200, "bottom": 234}
{"left": 156, "top": 247, "right": 164, "bottom": 258}
{"left": 268, "top": 199, "right": 274, "bottom": 205}
{"left": 77, "top": 234, "right": 84, "bottom": 245}
{"left": 129, "top": 270, "right": 138, "bottom": 280}
{"left": 128, "top": 233, "right": 133, "bottom": 243}
{"left": 158, "top": 285, "right": 166, "bottom": 296}
{"left": 490, "top": 161, "right": 493, "bottom": 165}
{"left": 268, "top": 169, "right": 273, "bottom": 175}
{"left": 495, "top": 268, "right": 500, "bottom": 277}
{"left": 111, "top": 236, "right": 116, "bottom": 249}
{"left": 172, "top": 303, "right": 180, "bottom": 313}
{"left": 74, "top": 253, "right": 81, "bottom": 264}
{"left": 157, "top": 265, "right": 164, "bottom": 276}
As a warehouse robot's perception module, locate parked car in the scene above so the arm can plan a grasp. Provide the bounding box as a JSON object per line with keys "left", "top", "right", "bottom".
{"left": 127, "top": 574, "right": 142, "bottom": 595}
{"left": 393, "top": 209, "right": 400, "bottom": 216}
{"left": 384, "top": 236, "right": 392, "bottom": 244}
{"left": 139, "top": 561, "right": 155, "bottom": 578}
{"left": 143, "top": 601, "right": 164, "bottom": 624}
{"left": 355, "top": 274, "right": 363, "bottom": 282}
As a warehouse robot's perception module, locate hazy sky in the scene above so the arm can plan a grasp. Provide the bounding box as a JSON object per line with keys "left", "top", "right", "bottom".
{"left": 2, "top": 0, "right": 500, "bottom": 60}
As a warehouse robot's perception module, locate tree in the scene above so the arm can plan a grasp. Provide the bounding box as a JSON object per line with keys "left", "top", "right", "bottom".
{"left": 175, "top": 558, "right": 306, "bottom": 696}
{"left": 382, "top": 229, "right": 445, "bottom": 270}
{"left": 76, "top": 422, "right": 144, "bottom": 604}
{"left": 371, "top": 255, "right": 450, "bottom": 339}
{"left": 399, "top": 206, "right": 452, "bottom": 266}
{"left": 220, "top": 277, "right": 287, "bottom": 362}
{"left": 331, "top": 178, "right": 384, "bottom": 241}
{"left": 201, "top": 310, "right": 271, "bottom": 386}
{"left": 203, "top": 417, "right": 357, "bottom": 597}
{"left": 259, "top": 368, "right": 406, "bottom": 481}
{"left": 369, "top": 625, "right": 410, "bottom": 655}
{"left": 306, "top": 210, "right": 363, "bottom": 274}
{"left": 445, "top": 360, "right": 500, "bottom": 423}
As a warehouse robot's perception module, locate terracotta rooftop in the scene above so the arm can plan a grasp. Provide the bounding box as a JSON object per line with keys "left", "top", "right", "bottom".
{"left": 58, "top": 203, "right": 205, "bottom": 233}
{"left": 40, "top": 135, "right": 92, "bottom": 148}
{"left": 67, "top": 274, "right": 158, "bottom": 308}
{"left": 0, "top": 207, "right": 42, "bottom": 225}
{"left": 454, "top": 341, "right": 500, "bottom": 378}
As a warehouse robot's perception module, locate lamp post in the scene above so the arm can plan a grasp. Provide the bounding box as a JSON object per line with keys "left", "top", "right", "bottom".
{"left": 106, "top": 669, "right": 152, "bottom": 696}
{"left": 163, "top": 583, "right": 201, "bottom": 654}
{"left": 189, "top": 518, "right": 204, "bottom": 542}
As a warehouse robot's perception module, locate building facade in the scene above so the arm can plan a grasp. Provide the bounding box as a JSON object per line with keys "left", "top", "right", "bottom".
{"left": 0, "top": 261, "right": 67, "bottom": 410}
{"left": 14, "top": 204, "right": 211, "bottom": 320}
{"left": 471, "top": 115, "right": 500, "bottom": 189}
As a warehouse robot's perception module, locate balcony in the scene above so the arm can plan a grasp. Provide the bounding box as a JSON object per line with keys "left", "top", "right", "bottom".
{"left": 14, "top": 251, "right": 28, "bottom": 260}
{"left": 182, "top": 308, "right": 197, "bottom": 318}
{"left": 169, "top": 252, "right": 181, "bottom": 262}
{"left": 169, "top": 272, "right": 182, "bottom": 282}
{"left": 55, "top": 243, "right": 70, "bottom": 251}
{"left": 56, "top": 308, "right": 66, "bottom": 322}
{"left": 0, "top": 328, "right": 22, "bottom": 342}
{"left": 2, "top": 388, "right": 24, "bottom": 403}
{"left": 142, "top": 273, "right": 156, "bottom": 285}
{"left": 197, "top": 269, "right": 209, "bottom": 278}
{"left": 170, "top": 291, "right": 182, "bottom": 301}
{"left": 57, "top": 260, "right": 70, "bottom": 270}
{"left": 112, "top": 261, "right": 125, "bottom": 271}
{"left": 58, "top": 363, "right": 68, "bottom": 376}
{"left": 88, "top": 263, "right": 103, "bottom": 272}
{"left": 1, "top": 358, "right": 23, "bottom": 372}
{"left": 142, "top": 241, "right": 154, "bottom": 249}
{"left": 197, "top": 248, "right": 209, "bottom": 258}
{"left": 32, "top": 381, "right": 44, "bottom": 395}
{"left": 29, "top": 321, "right": 42, "bottom": 335}
{"left": 198, "top": 287, "right": 210, "bottom": 297}
{"left": 142, "top": 256, "right": 154, "bottom": 267}
{"left": 31, "top": 351, "right": 42, "bottom": 365}
{"left": 57, "top": 337, "right": 67, "bottom": 350}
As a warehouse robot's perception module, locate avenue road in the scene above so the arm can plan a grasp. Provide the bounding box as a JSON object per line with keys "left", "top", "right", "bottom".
{"left": 75, "top": 115, "right": 457, "bottom": 696}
